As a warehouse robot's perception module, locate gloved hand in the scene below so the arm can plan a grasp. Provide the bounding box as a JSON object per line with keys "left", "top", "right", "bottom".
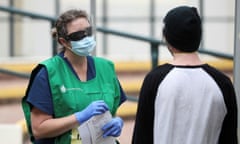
{"left": 75, "top": 100, "right": 109, "bottom": 124}
{"left": 102, "top": 117, "right": 123, "bottom": 138}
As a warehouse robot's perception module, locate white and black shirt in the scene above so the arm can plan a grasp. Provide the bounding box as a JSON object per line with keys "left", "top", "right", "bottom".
{"left": 132, "top": 64, "right": 237, "bottom": 144}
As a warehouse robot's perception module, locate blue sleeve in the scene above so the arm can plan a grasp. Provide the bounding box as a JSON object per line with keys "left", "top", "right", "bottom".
{"left": 26, "top": 67, "right": 54, "bottom": 115}
{"left": 118, "top": 80, "right": 127, "bottom": 105}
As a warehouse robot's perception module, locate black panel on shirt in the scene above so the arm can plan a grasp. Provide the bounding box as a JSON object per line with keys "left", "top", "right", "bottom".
{"left": 132, "top": 64, "right": 174, "bottom": 144}
{"left": 202, "top": 64, "right": 238, "bottom": 144}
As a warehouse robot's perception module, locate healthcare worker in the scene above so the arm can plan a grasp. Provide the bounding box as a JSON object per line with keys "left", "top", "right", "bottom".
{"left": 22, "top": 9, "right": 126, "bottom": 144}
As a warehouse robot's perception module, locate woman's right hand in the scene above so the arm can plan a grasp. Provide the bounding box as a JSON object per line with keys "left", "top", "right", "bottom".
{"left": 74, "top": 100, "right": 109, "bottom": 124}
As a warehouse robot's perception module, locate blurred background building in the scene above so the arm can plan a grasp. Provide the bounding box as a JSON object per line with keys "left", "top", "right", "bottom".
{"left": 0, "top": 0, "right": 239, "bottom": 144}
{"left": 0, "top": 0, "right": 235, "bottom": 61}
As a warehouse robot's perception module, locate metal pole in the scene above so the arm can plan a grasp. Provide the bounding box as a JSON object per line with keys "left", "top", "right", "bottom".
{"left": 51, "top": 22, "right": 57, "bottom": 55}
{"left": 102, "top": 0, "right": 108, "bottom": 55}
{"left": 199, "top": 0, "right": 204, "bottom": 49}
{"left": 150, "top": 43, "right": 159, "bottom": 69}
{"left": 150, "top": 0, "right": 158, "bottom": 67}
{"left": 55, "top": 0, "right": 60, "bottom": 16}
{"left": 233, "top": 0, "right": 240, "bottom": 137}
{"left": 50, "top": 0, "right": 60, "bottom": 56}
{"left": 90, "top": 0, "right": 97, "bottom": 55}
{"left": 150, "top": 0, "right": 155, "bottom": 37}
{"left": 9, "top": 0, "right": 14, "bottom": 57}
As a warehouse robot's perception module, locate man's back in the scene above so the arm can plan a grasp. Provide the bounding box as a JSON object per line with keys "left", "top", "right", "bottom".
{"left": 132, "top": 6, "right": 238, "bottom": 144}
{"left": 154, "top": 64, "right": 228, "bottom": 144}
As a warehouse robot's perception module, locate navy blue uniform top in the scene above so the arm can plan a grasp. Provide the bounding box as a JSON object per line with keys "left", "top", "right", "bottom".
{"left": 27, "top": 52, "right": 127, "bottom": 144}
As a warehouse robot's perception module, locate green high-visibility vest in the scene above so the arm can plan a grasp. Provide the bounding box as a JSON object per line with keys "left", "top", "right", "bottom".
{"left": 22, "top": 55, "right": 121, "bottom": 144}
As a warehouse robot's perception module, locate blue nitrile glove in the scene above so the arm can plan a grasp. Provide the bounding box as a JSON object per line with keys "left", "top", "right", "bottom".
{"left": 75, "top": 100, "right": 109, "bottom": 124}
{"left": 102, "top": 117, "right": 124, "bottom": 138}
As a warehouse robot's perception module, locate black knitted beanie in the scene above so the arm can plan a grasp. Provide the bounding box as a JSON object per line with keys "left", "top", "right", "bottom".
{"left": 163, "top": 6, "right": 202, "bottom": 52}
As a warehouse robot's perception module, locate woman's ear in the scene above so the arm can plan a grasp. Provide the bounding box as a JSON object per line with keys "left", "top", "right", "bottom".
{"left": 59, "top": 37, "right": 70, "bottom": 48}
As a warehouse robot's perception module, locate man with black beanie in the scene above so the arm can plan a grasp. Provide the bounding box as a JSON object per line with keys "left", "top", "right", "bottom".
{"left": 132, "top": 6, "right": 238, "bottom": 144}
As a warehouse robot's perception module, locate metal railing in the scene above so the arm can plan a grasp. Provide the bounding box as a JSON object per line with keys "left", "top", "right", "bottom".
{"left": 0, "top": 68, "right": 29, "bottom": 79}
{"left": 0, "top": 6, "right": 234, "bottom": 102}
{"left": 0, "top": 6, "right": 234, "bottom": 61}
{"left": 0, "top": 6, "right": 58, "bottom": 56}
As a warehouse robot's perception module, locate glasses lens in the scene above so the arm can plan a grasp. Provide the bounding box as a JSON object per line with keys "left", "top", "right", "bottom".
{"left": 85, "top": 27, "right": 92, "bottom": 36}
{"left": 66, "top": 27, "right": 92, "bottom": 41}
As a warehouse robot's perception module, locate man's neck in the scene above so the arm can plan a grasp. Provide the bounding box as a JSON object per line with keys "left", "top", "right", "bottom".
{"left": 170, "top": 52, "right": 204, "bottom": 66}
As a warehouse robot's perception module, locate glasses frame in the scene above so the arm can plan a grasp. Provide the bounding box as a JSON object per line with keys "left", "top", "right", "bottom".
{"left": 65, "top": 27, "right": 92, "bottom": 41}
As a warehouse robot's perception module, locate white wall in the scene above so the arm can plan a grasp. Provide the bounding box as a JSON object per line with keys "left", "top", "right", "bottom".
{"left": 18, "top": 0, "right": 55, "bottom": 57}
{"left": 0, "top": 0, "right": 10, "bottom": 57}
{"left": 0, "top": 0, "right": 235, "bottom": 62}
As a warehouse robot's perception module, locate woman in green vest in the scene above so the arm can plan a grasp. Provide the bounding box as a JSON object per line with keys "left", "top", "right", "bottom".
{"left": 22, "top": 9, "right": 127, "bottom": 144}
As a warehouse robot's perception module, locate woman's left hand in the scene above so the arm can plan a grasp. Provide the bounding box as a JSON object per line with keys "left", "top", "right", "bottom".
{"left": 101, "top": 117, "right": 124, "bottom": 138}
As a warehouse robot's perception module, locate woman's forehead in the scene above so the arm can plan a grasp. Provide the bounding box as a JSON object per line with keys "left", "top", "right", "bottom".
{"left": 66, "top": 18, "right": 90, "bottom": 34}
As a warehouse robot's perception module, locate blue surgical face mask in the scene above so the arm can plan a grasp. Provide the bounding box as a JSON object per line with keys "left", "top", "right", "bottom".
{"left": 70, "top": 36, "right": 96, "bottom": 56}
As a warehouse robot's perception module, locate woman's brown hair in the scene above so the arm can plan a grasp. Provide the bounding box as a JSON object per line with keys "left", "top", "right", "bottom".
{"left": 51, "top": 9, "right": 89, "bottom": 42}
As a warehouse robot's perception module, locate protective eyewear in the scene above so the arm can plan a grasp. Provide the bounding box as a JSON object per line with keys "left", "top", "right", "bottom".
{"left": 66, "top": 27, "right": 92, "bottom": 41}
